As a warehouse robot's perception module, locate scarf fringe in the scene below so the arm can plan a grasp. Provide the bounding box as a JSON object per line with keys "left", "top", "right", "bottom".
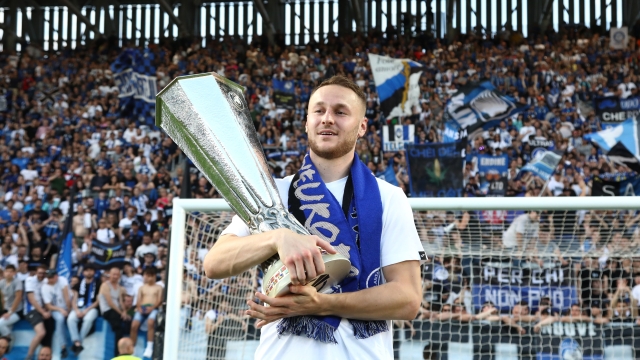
{"left": 349, "top": 319, "right": 389, "bottom": 339}
{"left": 277, "top": 316, "right": 338, "bottom": 344}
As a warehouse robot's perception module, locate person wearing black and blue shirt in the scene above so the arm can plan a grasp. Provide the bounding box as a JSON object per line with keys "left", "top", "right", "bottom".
{"left": 68, "top": 264, "right": 101, "bottom": 356}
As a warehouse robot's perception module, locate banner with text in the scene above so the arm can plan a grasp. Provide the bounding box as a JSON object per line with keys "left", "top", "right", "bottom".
{"left": 111, "top": 48, "right": 157, "bottom": 126}
{"left": 405, "top": 142, "right": 464, "bottom": 197}
{"left": 477, "top": 155, "right": 509, "bottom": 196}
{"left": 89, "top": 240, "right": 128, "bottom": 269}
{"left": 471, "top": 285, "right": 578, "bottom": 313}
{"left": 593, "top": 96, "right": 640, "bottom": 124}
{"left": 382, "top": 124, "right": 415, "bottom": 152}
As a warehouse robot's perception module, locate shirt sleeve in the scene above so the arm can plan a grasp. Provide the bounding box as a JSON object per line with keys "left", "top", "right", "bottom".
{"left": 378, "top": 181, "right": 424, "bottom": 268}
{"left": 219, "top": 215, "right": 251, "bottom": 238}
{"left": 24, "top": 277, "right": 35, "bottom": 293}
{"left": 41, "top": 285, "right": 52, "bottom": 304}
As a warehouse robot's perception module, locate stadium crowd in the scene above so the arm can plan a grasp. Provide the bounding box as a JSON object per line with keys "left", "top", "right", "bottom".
{"left": 1, "top": 21, "right": 640, "bottom": 359}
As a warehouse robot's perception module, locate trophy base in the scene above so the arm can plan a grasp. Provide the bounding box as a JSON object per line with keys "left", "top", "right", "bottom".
{"left": 263, "top": 254, "right": 351, "bottom": 298}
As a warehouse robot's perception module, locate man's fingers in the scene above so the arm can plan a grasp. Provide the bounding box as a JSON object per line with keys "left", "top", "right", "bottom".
{"left": 303, "top": 253, "right": 317, "bottom": 282}
{"left": 312, "top": 249, "right": 325, "bottom": 276}
{"left": 316, "top": 238, "right": 336, "bottom": 254}
{"left": 294, "top": 257, "right": 306, "bottom": 285}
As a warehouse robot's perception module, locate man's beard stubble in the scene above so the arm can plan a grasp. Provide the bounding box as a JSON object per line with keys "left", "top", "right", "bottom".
{"left": 308, "top": 127, "right": 359, "bottom": 160}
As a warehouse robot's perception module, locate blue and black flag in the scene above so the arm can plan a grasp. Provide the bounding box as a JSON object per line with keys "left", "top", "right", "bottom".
{"left": 369, "top": 54, "right": 424, "bottom": 119}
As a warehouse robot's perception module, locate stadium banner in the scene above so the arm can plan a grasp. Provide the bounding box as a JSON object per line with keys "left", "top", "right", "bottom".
{"left": 445, "top": 81, "right": 529, "bottom": 134}
{"left": 273, "top": 91, "right": 296, "bottom": 109}
{"left": 610, "top": 26, "right": 629, "bottom": 50}
{"left": 584, "top": 118, "right": 640, "bottom": 160}
{"left": 368, "top": 54, "right": 424, "bottom": 119}
{"left": 471, "top": 285, "right": 578, "bottom": 313}
{"left": 405, "top": 142, "right": 464, "bottom": 197}
{"left": 591, "top": 174, "right": 640, "bottom": 196}
{"left": 89, "top": 240, "right": 128, "bottom": 269}
{"left": 593, "top": 96, "right": 640, "bottom": 124}
{"left": 382, "top": 124, "right": 415, "bottom": 152}
{"left": 111, "top": 48, "right": 157, "bottom": 126}
{"left": 528, "top": 139, "right": 555, "bottom": 159}
{"left": 476, "top": 261, "right": 571, "bottom": 286}
{"left": 538, "top": 326, "right": 603, "bottom": 360}
{"left": 272, "top": 78, "right": 296, "bottom": 93}
{"left": 516, "top": 150, "right": 562, "bottom": 181}
{"left": 607, "top": 141, "right": 640, "bottom": 172}
{"left": 443, "top": 121, "right": 468, "bottom": 143}
{"left": 477, "top": 155, "right": 509, "bottom": 196}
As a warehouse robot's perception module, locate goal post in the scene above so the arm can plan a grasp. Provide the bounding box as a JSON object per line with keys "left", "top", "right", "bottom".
{"left": 165, "top": 197, "right": 640, "bottom": 360}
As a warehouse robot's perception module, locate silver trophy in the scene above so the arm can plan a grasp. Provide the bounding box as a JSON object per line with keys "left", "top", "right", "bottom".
{"left": 156, "top": 72, "right": 350, "bottom": 297}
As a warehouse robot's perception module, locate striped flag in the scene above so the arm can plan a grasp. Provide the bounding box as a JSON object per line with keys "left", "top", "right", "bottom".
{"left": 382, "top": 125, "right": 415, "bottom": 152}
{"left": 56, "top": 186, "right": 75, "bottom": 281}
{"left": 368, "top": 54, "right": 424, "bottom": 119}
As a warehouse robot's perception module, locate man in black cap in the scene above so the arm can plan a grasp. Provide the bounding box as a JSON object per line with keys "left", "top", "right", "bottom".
{"left": 68, "top": 264, "right": 102, "bottom": 355}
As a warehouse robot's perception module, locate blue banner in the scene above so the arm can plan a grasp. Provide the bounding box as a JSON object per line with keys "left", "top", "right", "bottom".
{"left": 516, "top": 150, "right": 562, "bottom": 181}
{"left": 477, "top": 155, "right": 509, "bottom": 196}
{"left": 89, "top": 240, "right": 128, "bottom": 269}
{"left": 443, "top": 121, "right": 468, "bottom": 143}
{"left": 111, "top": 48, "right": 157, "bottom": 126}
{"left": 471, "top": 285, "right": 578, "bottom": 313}
{"left": 405, "top": 142, "right": 464, "bottom": 197}
{"left": 272, "top": 79, "right": 295, "bottom": 94}
{"left": 56, "top": 233, "right": 73, "bottom": 282}
{"left": 445, "top": 81, "right": 529, "bottom": 134}
{"left": 592, "top": 173, "right": 640, "bottom": 196}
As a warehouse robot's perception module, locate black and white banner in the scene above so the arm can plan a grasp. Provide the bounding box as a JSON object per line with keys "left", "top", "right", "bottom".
{"left": 369, "top": 54, "right": 424, "bottom": 119}
{"left": 382, "top": 124, "right": 415, "bottom": 152}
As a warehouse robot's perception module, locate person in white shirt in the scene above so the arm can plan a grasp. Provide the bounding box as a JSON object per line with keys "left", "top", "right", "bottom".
{"left": 134, "top": 233, "right": 158, "bottom": 260}
{"left": 0, "top": 243, "right": 18, "bottom": 269}
{"left": 204, "top": 76, "right": 423, "bottom": 360}
{"left": 631, "top": 274, "right": 640, "bottom": 308}
{"left": 502, "top": 211, "right": 540, "bottom": 250}
{"left": 0, "top": 265, "right": 23, "bottom": 337}
{"left": 95, "top": 219, "right": 116, "bottom": 244}
{"left": 23, "top": 265, "right": 51, "bottom": 360}
{"left": 618, "top": 76, "right": 637, "bottom": 99}
{"left": 42, "top": 269, "right": 71, "bottom": 358}
{"left": 547, "top": 171, "right": 565, "bottom": 196}
{"left": 518, "top": 117, "right": 536, "bottom": 143}
{"left": 120, "top": 262, "right": 144, "bottom": 304}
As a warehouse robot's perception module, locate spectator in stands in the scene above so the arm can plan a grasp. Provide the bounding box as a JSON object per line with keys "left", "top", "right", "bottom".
{"left": 134, "top": 233, "right": 157, "bottom": 260}
{"left": 42, "top": 269, "right": 71, "bottom": 358}
{"left": 99, "top": 267, "right": 129, "bottom": 356}
{"left": 68, "top": 264, "right": 101, "bottom": 355}
{"left": 0, "top": 264, "right": 22, "bottom": 337}
{"left": 24, "top": 265, "right": 53, "bottom": 360}
{"left": 130, "top": 267, "right": 162, "bottom": 358}
{"left": 0, "top": 337, "right": 8, "bottom": 360}
{"left": 502, "top": 211, "right": 539, "bottom": 251}
{"left": 37, "top": 346, "right": 52, "bottom": 360}
{"left": 611, "top": 282, "right": 638, "bottom": 323}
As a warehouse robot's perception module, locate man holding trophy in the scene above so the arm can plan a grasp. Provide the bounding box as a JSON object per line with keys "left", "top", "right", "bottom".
{"left": 157, "top": 74, "right": 423, "bottom": 359}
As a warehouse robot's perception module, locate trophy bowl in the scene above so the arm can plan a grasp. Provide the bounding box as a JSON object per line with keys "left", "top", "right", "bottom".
{"left": 156, "top": 72, "right": 351, "bottom": 297}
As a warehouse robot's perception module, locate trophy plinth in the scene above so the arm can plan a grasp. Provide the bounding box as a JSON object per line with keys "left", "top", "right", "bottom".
{"left": 156, "top": 72, "right": 350, "bottom": 297}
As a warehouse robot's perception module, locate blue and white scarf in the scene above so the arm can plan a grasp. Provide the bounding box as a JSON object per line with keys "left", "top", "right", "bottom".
{"left": 277, "top": 153, "right": 387, "bottom": 343}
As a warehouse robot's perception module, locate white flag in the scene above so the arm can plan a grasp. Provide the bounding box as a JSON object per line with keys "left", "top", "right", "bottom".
{"left": 610, "top": 27, "right": 628, "bottom": 50}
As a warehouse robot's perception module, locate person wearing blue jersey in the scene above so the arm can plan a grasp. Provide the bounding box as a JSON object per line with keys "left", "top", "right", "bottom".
{"left": 68, "top": 265, "right": 101, "bottom": 356}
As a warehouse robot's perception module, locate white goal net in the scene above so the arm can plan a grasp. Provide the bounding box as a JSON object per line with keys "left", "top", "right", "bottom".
{"left": 165, "top": 197, "right": 640, "bottom": 360}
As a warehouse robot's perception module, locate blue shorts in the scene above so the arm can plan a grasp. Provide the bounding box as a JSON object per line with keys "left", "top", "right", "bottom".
{"left": 133, "top": 306, "right": 158, "bottom": 322}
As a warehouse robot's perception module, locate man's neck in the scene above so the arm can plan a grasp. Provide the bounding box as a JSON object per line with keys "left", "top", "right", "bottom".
{"left": 309, "top": 151, "right": 354, "bottom": 183}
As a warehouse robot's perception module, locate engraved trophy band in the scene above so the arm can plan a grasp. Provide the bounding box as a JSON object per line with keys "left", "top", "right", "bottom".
{"left": 156, "top": 72, "right": 350, "bottom": 297}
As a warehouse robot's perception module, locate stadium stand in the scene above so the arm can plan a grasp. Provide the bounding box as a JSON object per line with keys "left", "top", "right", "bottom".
{"left": 1, "top": 21, "right": 640, "bottom": 359}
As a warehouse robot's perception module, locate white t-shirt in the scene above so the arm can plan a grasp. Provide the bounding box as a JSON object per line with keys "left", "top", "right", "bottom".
{"left": 121, "top": 273, "right": 144, "bottom": 297}
{"left": 20, "top": 169, "right": 38, "bottom": 182}
{"left": 519, "top": 126, "right": 536, "bottom": 143}
{"left": 42, "top": 277, "right": 70, "bottom": 310}
{"left": 221, "top": 175, "right": 423, "bottom": 360}
{"left": 502, "top": 214, "right": 539, "bottom": 249}
{"left": 96, "top": 228, "right": 115, "bottom": 243}
{"left": 632, "top": 285, "right": 640, "bottom": 307}
{"left": 548, "top": 176, "right": 564, "bottom": 196}
{"left": 135, "top": 243, "right": 158, "bottom": 258}
{"left": 23, "top": 275, "right": 46, "bottom": 313}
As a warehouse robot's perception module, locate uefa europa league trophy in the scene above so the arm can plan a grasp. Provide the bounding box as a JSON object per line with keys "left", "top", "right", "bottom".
{"left": 156, "top": 72, "right": 350, "bottom": 298}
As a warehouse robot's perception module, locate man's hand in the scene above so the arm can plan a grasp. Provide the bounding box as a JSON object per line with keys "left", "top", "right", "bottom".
{"left": 246, "top": 285, "right": 323, "bottom": 328}
{"left": 272, "top": 229, "right": 337, "bottom": 286}
{"left": 77, "top": 309, "right": 85, "bottom": 318}
{"left": 121, "top": 312, "right": 130, "bottom": 321}
{"left": 60, "top": 309, "right": 68, "bottom": 318}
{"left": 42, "top": 311, "right": 51, "bottom": 319}
{"left": 1, "top": 312, "right": 10, "bottom": 320}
